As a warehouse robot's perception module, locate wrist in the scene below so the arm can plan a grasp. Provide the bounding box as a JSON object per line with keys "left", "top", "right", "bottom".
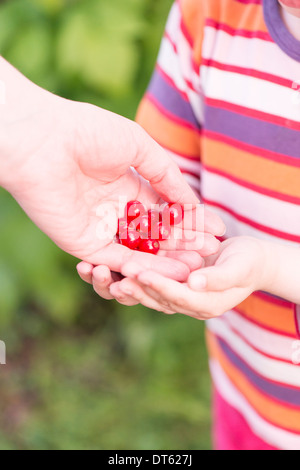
{"left": 257, "top": 239, "right": 280, "bottom": 294}
{"left": 0, "top": 58, "right": 63, "bottom": 192}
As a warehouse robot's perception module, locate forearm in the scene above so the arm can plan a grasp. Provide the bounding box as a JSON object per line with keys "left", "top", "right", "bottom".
{"left": 262, "top": 240, "right": 300, "bottom": 304}
{"left": 0, "top": 57, "right": 59, "bottom": 192}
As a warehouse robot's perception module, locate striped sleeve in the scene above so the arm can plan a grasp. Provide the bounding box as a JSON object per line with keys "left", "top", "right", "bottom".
{"left": 136, "top": 0, "right": 204, "bottom": 197}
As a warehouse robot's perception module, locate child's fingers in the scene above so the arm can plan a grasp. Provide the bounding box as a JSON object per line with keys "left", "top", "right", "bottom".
{"left": 115, "top": 278, "right": 176, "bottom": 314}
{"left": 76, "top": 261, "right": 94, "bottom": 284}
{"left": 108, "top": 280, "right": 141, "bottom": 306}
{"left": 92, "top": 265, "right": 116, "bottom": 300}
{"left": 188, "top": 261, "right": 243, "bottom": 292}
{"left": 159, "top": 250, "right": 203, "bottom": 272}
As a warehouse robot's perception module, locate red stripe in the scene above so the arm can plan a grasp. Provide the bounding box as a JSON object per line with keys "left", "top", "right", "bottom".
{"left": 222, "top": 315, "right": 297, "bottom": 366}
{"left": 164, "top": 31, "right": 178, "bottom": 54}
{"left": 177, "top": 0, "right": 194, "bottom": 48}
{"left": 146, "top": 92, "right": 200, "bottom": 132}
{"left": 203, "top": 197, "right": 300, "bottom": 242}
{"left": 214, "top": 337, "right": 300, "bottom": 430}
{"left": 178, "top": 166, "right": 200, "bottom": 179}
{"left": 233, "top": 305, "right": 297, "bottom": 339}
{"left": 203, "top": 129, "right": 300, "bottom": 168}
{"left": 159, "top": 143, "right": 200, "bottom": 161}
{"left": 205, "top": 98, "right": 300, "bottom": 132}
{"left": 202, "top": 164, "right": 300, "bottom": 205}
{"left": 205, "top": 18, "right": 273, "bottom": 42}
{"left": 255, "top": 291, "right": 294, "bottom": 309}
{"left": 234, "top": 0, "right": 261, "bottom": 4}
{"left": 225, "top": 321, "right": 296, "bottom": 367}
{"left": 202, "top": 58, "right": 294, "bottom": 90}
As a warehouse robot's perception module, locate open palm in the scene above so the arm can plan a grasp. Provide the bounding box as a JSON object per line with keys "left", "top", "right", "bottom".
{"left": 6, "top": 100, "right": 224, "bottom": 277}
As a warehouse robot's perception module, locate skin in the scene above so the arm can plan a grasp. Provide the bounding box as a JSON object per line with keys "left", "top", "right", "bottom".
{"left": 79, "top": 0, "right": 300, "bottom": 314}
{"left": 278, "top": 0, "right": 300, "bottom": 39}
{"left": 0, "top": 57, "right": 225, "bottom": 282}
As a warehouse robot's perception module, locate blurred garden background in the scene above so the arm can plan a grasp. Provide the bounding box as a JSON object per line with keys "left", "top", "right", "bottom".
{"left": 0, "top": 0, "right": 211, "bottom": 450}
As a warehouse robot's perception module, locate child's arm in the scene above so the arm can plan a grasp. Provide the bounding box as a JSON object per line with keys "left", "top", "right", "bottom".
{"left": 112, "top": 237, "right": 300, "bottom": 320}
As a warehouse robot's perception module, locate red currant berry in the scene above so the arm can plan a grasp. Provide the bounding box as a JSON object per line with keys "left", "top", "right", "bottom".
{"left": 118, "top": 217, "right": 132, "bottom": 234}
{"left": 139, "top": 239, "right": 160, "bottom": 255}
{"left": 134, "top": 215, "right": 150, "bottom": 239}
{"left": 119, "top": 229, "right": 141, "bottom": 250}
{"left": 148, "top": 209, "right": 161, "bottom": 226}
{"left": 125, "top": 200, "right": 146, "bottom": 221}
{"left": 162, "top": 203, "right": 183, "bottom": 226}
{"left": 155, "top": 221, "right": 171, "bottom": 241}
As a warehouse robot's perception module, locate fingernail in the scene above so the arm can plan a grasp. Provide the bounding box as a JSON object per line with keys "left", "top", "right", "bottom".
{"left": 189, "top": 274, "right": 207, "bottom": 291}
{"left": 220, "top": 226, "right": 227, "bottom": 237}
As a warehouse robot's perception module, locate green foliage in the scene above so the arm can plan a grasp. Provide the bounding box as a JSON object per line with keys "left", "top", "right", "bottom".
{"left": 0, "top": 0, "right": 211, "bottom": 450}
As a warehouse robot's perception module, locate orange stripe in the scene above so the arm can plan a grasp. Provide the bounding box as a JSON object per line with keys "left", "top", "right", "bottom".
{"left": 207, "top": 331, "right": 300, "bottom": 432}
{"left": 236, "top": 293, "right": 297, "bottom": 337}
{"left": 181, "top": 0, "right": 268, "bottom": 43}
{"left": 208, "top": 0, "right": 268, "bottom": 33}
{"left": 202, "top": 136, "right": 300, "bottom": 199}
{"left": 180, "top": 0, "right": 205, "bottom": 64}
{"left": 136, "top": 98, "right": 201, "bottom": 157}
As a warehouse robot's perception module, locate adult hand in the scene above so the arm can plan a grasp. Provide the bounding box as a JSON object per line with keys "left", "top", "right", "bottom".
{"left": 0, "top": 58, "right": 224, "bottom": 280}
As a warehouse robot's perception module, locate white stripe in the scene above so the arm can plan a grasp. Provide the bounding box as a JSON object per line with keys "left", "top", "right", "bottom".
{"left": 204, "top": 203, "right": 299, "bottom": 247}
{"left": 157, "top": 36, "right": 204, "bottom": 124}
{"left": 169, "top": 151, "right": 201, "bottom": 174}
{"left": 210, "top": 359, "right": 300, "bottom": 450}
{"left": 181, "top": 174, "right": 201, "bottom": 194}
{"left": 165, "top": 2, "right": 181, "bottom": 43}
{"left": 200, "top": 65, "right": 300, "bottom": 123}
{"left": 206, "top": 316, "right": 300, "bottom": 387}
{"left": 202, "top": 26, "right": 300, "bottom": 85}
{"left": 201, "top": 171, "right": 300, "bottom": 237}
{"left": 210, "top": 312, "right": 296, "bottom": 362}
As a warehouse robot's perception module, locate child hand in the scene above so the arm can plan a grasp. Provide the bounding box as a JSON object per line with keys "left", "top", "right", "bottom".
{"left": 108, "top": 237, "right": 269, "bottom": 318}
{"left": 77, "top": 249, "right": 204, "bottom": 305}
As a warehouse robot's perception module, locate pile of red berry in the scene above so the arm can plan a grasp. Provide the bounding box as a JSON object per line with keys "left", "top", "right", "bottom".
{"left": 116, "top": 200, "right": 183, "bottom": 254}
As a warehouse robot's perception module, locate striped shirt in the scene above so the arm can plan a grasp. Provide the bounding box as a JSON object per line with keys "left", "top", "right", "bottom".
{"left": 136, "top": 0, "right": 300, "bottom": 450}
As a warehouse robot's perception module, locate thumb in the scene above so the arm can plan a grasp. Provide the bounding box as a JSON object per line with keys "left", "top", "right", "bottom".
{"left": 133, "top": 125, "right": 199, "bottom": 205}
{"left": 188, "top": 261, "right": 243, "bottom": 292}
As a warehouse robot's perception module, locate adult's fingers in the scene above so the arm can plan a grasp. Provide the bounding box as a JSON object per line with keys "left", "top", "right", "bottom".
{"left": 76, "top": 261, "right": 93, "bottom": 284}
{"left": 160, "top": 231, "right": 220, "bottom": 256}
{"left": 133, "top": 125, "right": 199, "bottom": 206}
{"left": 93, "top": 243, "right": 190, "bottom": 282}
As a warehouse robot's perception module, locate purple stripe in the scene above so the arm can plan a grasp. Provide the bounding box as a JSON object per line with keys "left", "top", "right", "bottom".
{"left": 217, "top": 337, "right": 300, "bottom": 406}
{"left": 204, "top": 105, "right": 300, "bottom": 160}
{"left": 148, "top": 69, "right": 201, "bottom": 130}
